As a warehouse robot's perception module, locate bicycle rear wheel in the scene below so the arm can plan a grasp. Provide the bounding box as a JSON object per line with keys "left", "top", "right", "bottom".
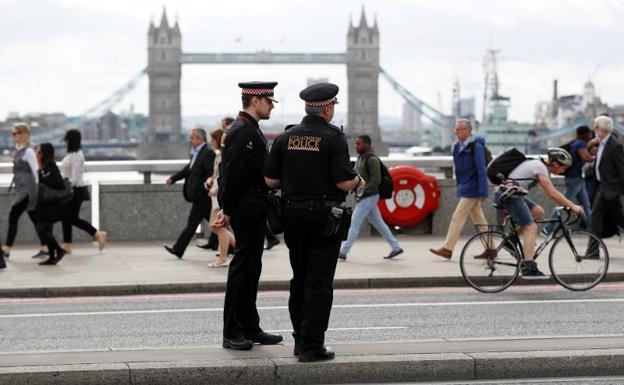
{"left": 549, "top": 230, "right": 609, "bottom": 291}
{"left": 460, "top": 231, "right": 520, "bottom": 293}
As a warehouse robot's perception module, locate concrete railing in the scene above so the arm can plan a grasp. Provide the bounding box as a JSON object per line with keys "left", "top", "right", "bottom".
{"left": 0, "top": 157, "right": 564, "bottom": 243}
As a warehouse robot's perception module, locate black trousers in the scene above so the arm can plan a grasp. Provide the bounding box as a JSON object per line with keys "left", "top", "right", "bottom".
{"left": 36, "top": 221, "right": 63, "bottom": 259}
{"left": 6, "top": 197, "right": 44, "bottom": 247}
{"left": 283, "top": 207, "right": 339, "bottom": 352}
{"left": 173, "top": 196, "right": 212, "bottom": 256}
{"left": 223, "top": 197, "right": 266, "bottom": 339}
{"left": 591, "top": 190, "right": 624, "bottom": 239}
{"left": 62, "top": 189, "right": 97, "bottom": 243}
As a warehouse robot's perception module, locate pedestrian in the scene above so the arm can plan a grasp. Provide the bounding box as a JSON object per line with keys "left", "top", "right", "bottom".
{"left": 0, "top": 238, "right": 5, "bottom": 269}
{"left": 213, "top": 81, "right": 283, "bottom": 350}
{"left": 198, "top": 117, "right": 236, "bottom": 252}
{"left": 264, "top": 82, "right": 364, "bottom": 362}
{"left": 430, "top": 119, "right": 489, "bottom": 259}
{"left": 60, "top": 129, "right": 107, "bottom": 253}
{"left": 338, "top": 134, "right": 403, "bottom": 260}
{"left": 543, "top": 126, "right": 594, "bottom": 234}
{"left": 35, "top": 143, "right": 68, "bottom": 266}
{"left": 205, "top": 128, "right": 235, "bottom": 268}
{"left": 588, "top": 116, "right": 624, "bottom": 240}
{"left": 164, "top": 128, "right": 216, "bottom": 259}
{"left": 2, "top": 123, "right": 48, "bottom": 259}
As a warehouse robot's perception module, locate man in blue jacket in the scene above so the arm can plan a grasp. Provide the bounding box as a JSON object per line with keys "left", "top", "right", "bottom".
{"left": 430, "top": 119, "right": 489, "bottom": 259}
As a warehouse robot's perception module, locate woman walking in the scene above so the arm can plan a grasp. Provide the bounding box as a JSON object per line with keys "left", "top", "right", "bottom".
{"left": 206, "top": 129, "right": 235, "bottom": 267}
{"left": 35, "top": 143, "right": 67, "bottom": 265}
{"left": 2, "top": 123, "right": 48, "bottom": 259}
{"left": 60, "top": 130, "right": 106, "bottom": 252}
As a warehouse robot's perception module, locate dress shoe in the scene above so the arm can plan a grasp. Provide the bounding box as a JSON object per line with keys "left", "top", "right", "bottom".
{"left": 473, "top": 249, "right": 496, "bottom": 259}
{"left": 338, "top": 253, "right": 347, "bottom": 260}
{"left": 196, "top": 242, "right": 216, "bottom": 250}
{"left": 384, "top": 248, "right": 404, "bottom": 259}
{"left": 430, "top": 247, "right": 452, "bottom": 259}
{"left": 39, "top": 257, "right": 56, "bottom": 266}
{"left": 264, "top": 238, "right": 280, "bottom": 250}
{"left": 222, "top": 336, "right": 253, "bottom": 350}
{"left": 298, "top": 346, "right": 335, "bottom": 363}
{"left": 54, "top": 249, "right": 66, "bottom": 265}
{"left": 31, "top": 250, "right": 49, "bottom": 259}
{"left": 163, "top": 244, "right": 182, "bottom": 259}
{"left": 245, "top": 331, "right": 283, "bottom": 345}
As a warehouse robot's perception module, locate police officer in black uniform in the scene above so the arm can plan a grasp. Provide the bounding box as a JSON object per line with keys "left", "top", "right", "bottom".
{"left": 264, "top": 83, "right": 364, "bottom": 362}
{"left": 215, "top": 81, "right": 283, "bottom": 350}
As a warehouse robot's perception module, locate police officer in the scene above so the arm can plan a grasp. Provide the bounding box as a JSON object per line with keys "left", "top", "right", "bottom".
{"left": 264, "top": 83, "right": 364, "bottom": 362}
{"left": 214, "top": 81, "right": 283, "bottom": 350}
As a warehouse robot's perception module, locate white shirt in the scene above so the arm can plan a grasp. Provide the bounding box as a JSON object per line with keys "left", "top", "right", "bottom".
{"left": 189, "top": 143, "right": 205, "bottom": 169}
{"left": 595, "top": 133, "right": 610, "bottom": 182}
{"left": 61, "top": 150, "right": 86, "bottom": 187}
{"left": 21, "top": 147, "right": 39, "bottom": 183}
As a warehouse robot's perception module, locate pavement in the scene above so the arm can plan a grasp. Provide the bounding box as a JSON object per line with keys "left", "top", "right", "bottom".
{"left": 1, "top": 234, "right": 624, "bottom": 297}
{"left": 2, "top": 337, "right": 624, "bottom": 384}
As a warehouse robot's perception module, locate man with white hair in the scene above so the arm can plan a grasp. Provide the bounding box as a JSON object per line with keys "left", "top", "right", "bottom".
{"left": 589, "top": 115, "right": 624, "bottom": 239}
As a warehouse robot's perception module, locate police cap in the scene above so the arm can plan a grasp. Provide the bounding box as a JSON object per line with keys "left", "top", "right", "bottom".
{"left": 238, "top": 81, "right": 279, "bottom": 103}
{"left": 299, "top": 82, "right": 339, "bottom": 107}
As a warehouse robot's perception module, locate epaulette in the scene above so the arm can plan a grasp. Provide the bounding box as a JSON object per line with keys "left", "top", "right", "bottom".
{"left": 284, "top": 124, "right": 297, "bottom": 131}
{"left": 328, "top": 123, "right": 345, "bottom": 135}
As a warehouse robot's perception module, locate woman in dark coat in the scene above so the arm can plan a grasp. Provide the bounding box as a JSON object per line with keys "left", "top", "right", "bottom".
{"left": 35, "top": 143, "right": 67, "bottom": 265}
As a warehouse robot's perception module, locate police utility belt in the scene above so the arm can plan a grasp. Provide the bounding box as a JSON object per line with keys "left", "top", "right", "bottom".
{"left": 283, "top": 197, "right": 352, "bottom": 240}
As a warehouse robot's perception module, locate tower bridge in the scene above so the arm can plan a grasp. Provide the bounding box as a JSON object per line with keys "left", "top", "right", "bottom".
{"left": 147, "top": 8, "right": 386, "bottom": 152}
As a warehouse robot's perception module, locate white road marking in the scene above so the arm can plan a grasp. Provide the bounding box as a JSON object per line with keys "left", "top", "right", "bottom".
{"left": 265, "top": 326, "right": 407, "bottom": 333}
{"left": 1, "top": 297, "right": 624, "bottom": 319}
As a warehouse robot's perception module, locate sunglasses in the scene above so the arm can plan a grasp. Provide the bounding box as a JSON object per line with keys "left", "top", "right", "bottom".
{"left": 11, "top": 132, "right": 19, "bottom": 136}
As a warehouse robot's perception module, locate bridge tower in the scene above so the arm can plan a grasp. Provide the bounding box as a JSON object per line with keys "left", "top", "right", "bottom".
{"left": 147, "top": 9, "right": 182, "bottom": 143}
{"left": 347, "top": 9, "right": 385, "bottom": 153}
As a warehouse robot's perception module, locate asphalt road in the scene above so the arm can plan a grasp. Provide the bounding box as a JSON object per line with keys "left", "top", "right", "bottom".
{"left": 1, "top": 283, "right": 624, "bottom": 353}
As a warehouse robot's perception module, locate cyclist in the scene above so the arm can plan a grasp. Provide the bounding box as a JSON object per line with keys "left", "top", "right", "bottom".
{"left": 493, "top": 148, "right": 583, "bottom": 278}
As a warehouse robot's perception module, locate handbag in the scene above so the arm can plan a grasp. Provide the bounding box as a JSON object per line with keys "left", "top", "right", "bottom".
{"left": 74, "top": 186, "right": 91, "bottom": 201}
{"left": 39, "top": 178, "right": 73, "bottom": 204}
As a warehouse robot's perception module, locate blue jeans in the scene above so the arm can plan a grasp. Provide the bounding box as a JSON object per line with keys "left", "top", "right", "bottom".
{"left": 544, "top": 177, "right": 592, "bottom": 234}
{"left": 339, "top": 194, "right": 401, "bottom": 256}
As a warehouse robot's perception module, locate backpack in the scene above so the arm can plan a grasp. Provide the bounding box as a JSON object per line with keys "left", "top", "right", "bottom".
{"left": 560, "top": 139, "right": 574, "bottom": 155}
{"left": 364, "top": 154, "right": 394, "bottom": 199}
{"left": 486, "top": 148, "right": 528, "bottom": 185}
{"left": 468, "top": 141, "right": 493, "bottom": 167}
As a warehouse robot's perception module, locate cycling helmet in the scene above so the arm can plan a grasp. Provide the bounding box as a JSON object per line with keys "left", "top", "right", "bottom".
{"left": 547, "top": 147, "right": 572, "bottom": 168}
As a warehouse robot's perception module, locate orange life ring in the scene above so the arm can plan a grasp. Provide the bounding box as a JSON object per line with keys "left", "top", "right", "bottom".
{"left": 378, "top": 165, "right": 440, "bottom": 227}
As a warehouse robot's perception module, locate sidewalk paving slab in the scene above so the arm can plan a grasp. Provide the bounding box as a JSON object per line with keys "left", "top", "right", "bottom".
{"left": 2, "top": 337, "right": 624, "bottom": 385}
{"left": 0, "top": 235, "right": 623, "bottom": 297}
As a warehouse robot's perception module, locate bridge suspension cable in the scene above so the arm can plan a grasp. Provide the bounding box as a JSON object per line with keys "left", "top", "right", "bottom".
{"left": 379, "top": 67, "right": 446, "bottom": 127}
{"left": 79, "top": 68, "right": 148, "bottom": 120}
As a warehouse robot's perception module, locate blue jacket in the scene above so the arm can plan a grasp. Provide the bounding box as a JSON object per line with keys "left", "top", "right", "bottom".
{"left": 452, "top": 135, "right": 488, "bottom": 198}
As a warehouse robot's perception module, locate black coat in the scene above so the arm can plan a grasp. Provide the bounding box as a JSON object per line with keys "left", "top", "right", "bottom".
{"left": 171, "top": 144, "right": 216, "bottom": 203}
{"left": 596, "top": 134, "right": 624, "bottom": 201}
{"left": 35, "top": 163, "right": 65, "bottom": 223}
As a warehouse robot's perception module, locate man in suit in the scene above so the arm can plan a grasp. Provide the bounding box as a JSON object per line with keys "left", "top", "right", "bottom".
{"left": 590, "top": 115, "right": 624, "bottom": 240}
{"left": 164, "top": 128, "right": 216, "bottom": 259}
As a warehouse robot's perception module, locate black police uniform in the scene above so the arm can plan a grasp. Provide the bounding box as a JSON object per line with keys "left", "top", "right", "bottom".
{"left": 219, "top": 82, "right": 281, "bottom": 347}
{"left": 264, "top": 83, "right": 356, "bottom": 359}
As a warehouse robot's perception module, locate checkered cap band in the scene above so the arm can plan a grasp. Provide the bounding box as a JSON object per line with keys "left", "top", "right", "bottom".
{"left": 241, "top": 88, "right": 274, "bottom": 96}
{"left": 305, "top": 97, "right": 337, "bottom": 107}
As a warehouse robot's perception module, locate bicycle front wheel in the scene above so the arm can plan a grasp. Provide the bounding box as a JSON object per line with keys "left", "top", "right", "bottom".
{"left": 460, "top": 231, "right": 520, "bottom": 293}
{"left": 549, "top": 230, "right": 609, "bottom": 291}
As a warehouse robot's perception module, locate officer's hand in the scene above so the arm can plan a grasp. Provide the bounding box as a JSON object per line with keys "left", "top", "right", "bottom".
{"left": 166, "top": 178, "right": 174, "bottom": 185}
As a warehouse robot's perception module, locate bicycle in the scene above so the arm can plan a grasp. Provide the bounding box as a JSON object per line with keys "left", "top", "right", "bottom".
{"left": 460, "top": 205, "right": 609, "bottom": 293}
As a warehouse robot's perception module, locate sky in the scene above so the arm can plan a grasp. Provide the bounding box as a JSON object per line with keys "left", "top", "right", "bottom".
{"left": 1, "top": 0, "right": 624, "bottom": 126}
